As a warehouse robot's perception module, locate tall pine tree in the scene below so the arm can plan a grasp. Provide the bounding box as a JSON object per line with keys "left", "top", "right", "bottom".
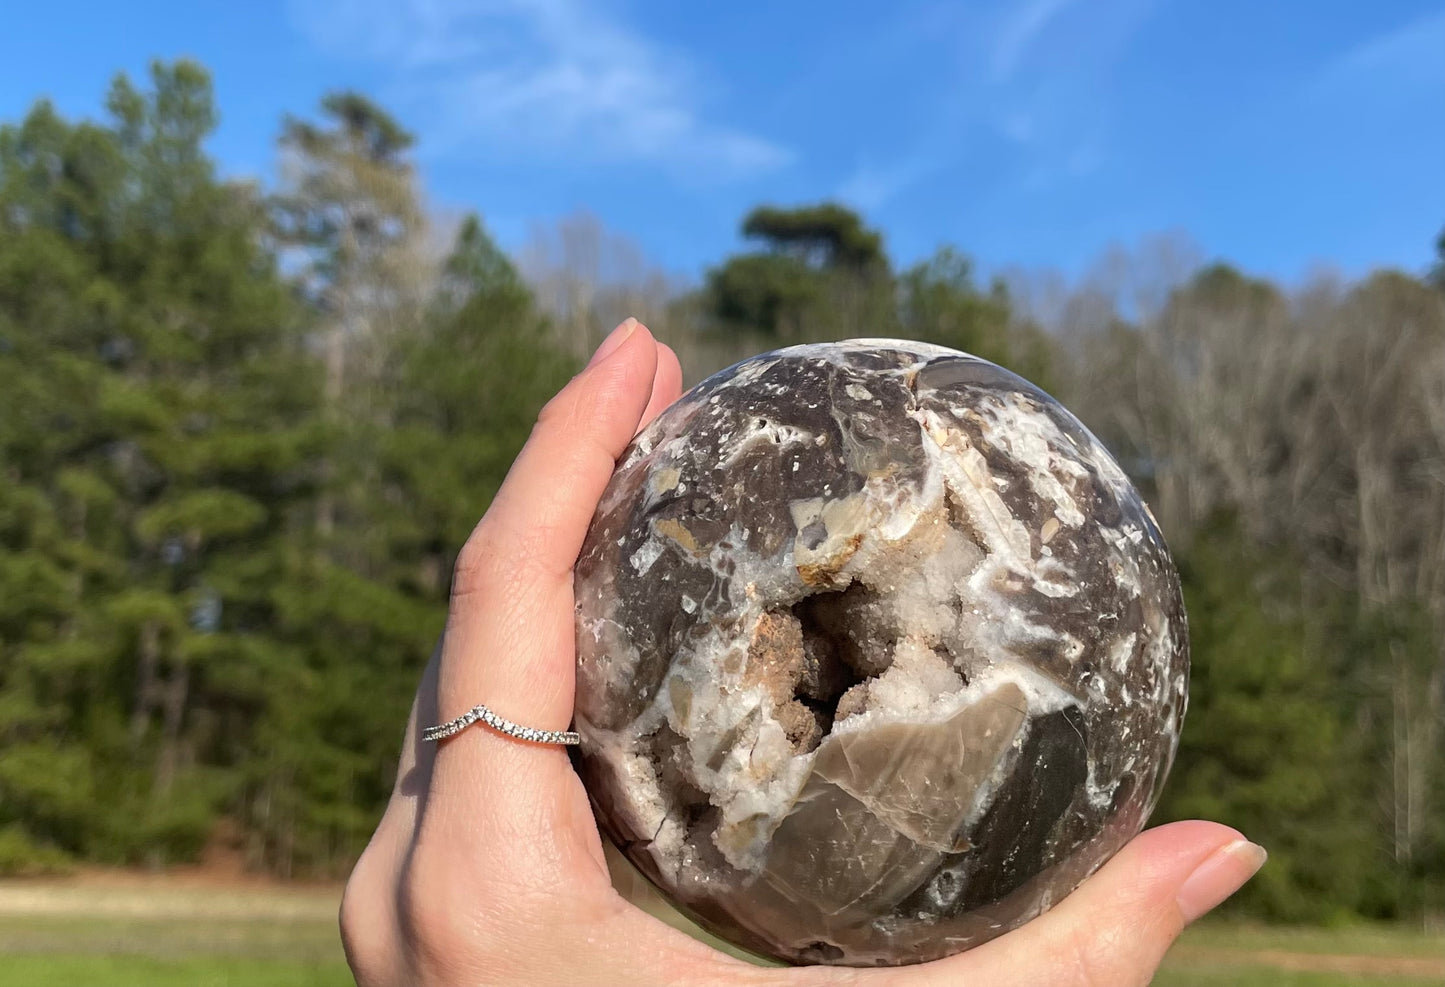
{"left": 0, "top": 61, "right": 320, "bottom": 867}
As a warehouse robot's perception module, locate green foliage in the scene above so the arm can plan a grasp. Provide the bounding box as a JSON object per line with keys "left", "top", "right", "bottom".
{"left": 703, "top": 201, "right": 892, "bottom": 338}
{"left": 706, "top": 251, "right": 823, "bottom": 336}
{"left": 741, "top": 202, "right": 886, "bottom": 270}
{"left": 380, "top": 214, "right": 576, "bottom": 561}
{"left": 1156, "top": 518, "right": 1381, "bottom": 920}
{"left": 0, "top": 61, "right": 1441, "bottom": 931}
{"left": 0, "top": 824, "right": 73, "bottom": 877}
{"left": 896, "top": 246, "right": 1059, "bottom": 392}
{"left": 1431, "top": 223, "right": 1445, "bottom": 291}
{"left": 0, "top": 66, "right": 571, "bottom": 877}
{"left": 701, "top": 204, "right": 1058, "bottom": 393}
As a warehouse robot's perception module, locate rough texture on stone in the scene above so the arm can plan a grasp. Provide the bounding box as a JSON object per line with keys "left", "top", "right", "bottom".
{"left": 573, "top": 340, "right": 1188, "bottom": 967}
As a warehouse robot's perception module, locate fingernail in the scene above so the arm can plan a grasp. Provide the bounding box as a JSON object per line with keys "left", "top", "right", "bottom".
{"left": 1177, "top": 839, "right": 1267, "bottom": 923}
{"left": 587, "top": 318, "right": 643, "bottom": 368}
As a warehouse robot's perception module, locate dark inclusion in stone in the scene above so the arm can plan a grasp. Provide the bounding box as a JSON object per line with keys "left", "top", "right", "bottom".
{"left": 573, "top": 340, "right": 1188, "bottom": 967}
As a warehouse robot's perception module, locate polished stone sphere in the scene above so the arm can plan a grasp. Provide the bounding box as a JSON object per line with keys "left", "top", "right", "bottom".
{"left": 573, "top": 340, "right": 1188, "bottom": 966}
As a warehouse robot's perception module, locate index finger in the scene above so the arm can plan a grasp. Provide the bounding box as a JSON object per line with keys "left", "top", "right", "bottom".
{"left": 424, "top": 322, "right": 662, "bottom": 824}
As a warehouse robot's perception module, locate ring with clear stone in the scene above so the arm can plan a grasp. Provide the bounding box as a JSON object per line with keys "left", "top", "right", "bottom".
{"left": 421, "top": 704, "right": 581, "bottom": 746}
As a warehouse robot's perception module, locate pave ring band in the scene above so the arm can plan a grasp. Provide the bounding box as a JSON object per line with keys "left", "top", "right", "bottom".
{"left": 422, "top": 704, "right": 581, "bottom": 746}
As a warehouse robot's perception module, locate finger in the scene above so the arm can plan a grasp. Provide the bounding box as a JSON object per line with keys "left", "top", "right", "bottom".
{"left": 438, "top": 318, "right": 657, "bottom": 714}
{"left": 864, "top": 821, "right": 1264, "bottom": 987}
{"left": 457, "top": 318, "right": 658, "bottom": 594}
{"left": 439, "top": 318, "right": 656, "bottom": 717}
{"left": 640, "top": 341, "right": 684, "bottom": 431}
{"left": 422, "top": 321, "right": 658, "bottom": 839}
{"left": 361, "top": 326, "right": 666, "bottom": 965}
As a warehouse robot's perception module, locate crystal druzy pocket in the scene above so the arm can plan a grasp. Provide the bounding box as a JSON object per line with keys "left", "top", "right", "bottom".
{"left": 572, "top": 340, "right": 1188, "bottom": 967}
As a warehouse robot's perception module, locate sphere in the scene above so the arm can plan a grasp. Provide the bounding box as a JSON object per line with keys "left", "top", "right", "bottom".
{"left": 573, "top": 340, "right": 1188, "bottom": 966}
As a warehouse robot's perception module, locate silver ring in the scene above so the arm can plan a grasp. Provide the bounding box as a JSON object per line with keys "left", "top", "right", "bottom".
{"left": 422, "top": 704, "right": 581, "bottom": 746}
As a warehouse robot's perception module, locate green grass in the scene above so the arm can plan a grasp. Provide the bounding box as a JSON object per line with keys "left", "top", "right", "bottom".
{"left": 0, "top": 954, "right": 1437, "bottom": 987}
{"left": 1157, "top": 921, "right": 1445, "bottom": 986}
{"left": 1, "top": 888, "right": 1441, "bottom": 986}
{"left": 1154, "top": 970, "right": 1434, "bottom": 987}
{"left": 0, "top": 909, "right": 353, "bottom": 987}
{"left": 0, "top": 955, "right": 352, "bottom": 987}
{"left": 1174, "top": 922, "right": 1445, "bottom": 960}
{"left": 0, "top": 914, "right": 345, "bottom": 962}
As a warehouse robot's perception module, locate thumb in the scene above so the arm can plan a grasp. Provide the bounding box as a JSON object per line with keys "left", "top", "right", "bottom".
{"left": 875, "top": 821, "right": 1265, "bottom": 987}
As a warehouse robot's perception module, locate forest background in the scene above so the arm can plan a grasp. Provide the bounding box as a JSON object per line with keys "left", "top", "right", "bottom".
{"left": 1, "top": 61, "right": 1443, "bottom": 927}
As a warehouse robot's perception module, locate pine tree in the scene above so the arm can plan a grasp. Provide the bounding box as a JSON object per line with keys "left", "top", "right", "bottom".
{"left": 1155, "top": 518, "right": 1380, "bottom": 920}
{"left": 0, "top": 61, "right": 321, "bottom": 867}
{"left": 381, "top": 214, "right": 577, "bottom": 579}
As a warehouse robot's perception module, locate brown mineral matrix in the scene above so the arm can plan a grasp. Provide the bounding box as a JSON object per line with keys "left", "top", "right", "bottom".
{"left": 573, "top": 340, "right": 1188, "bottom": 966}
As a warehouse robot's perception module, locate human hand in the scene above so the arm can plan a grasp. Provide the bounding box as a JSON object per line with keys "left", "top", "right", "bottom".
{"left": 339, "top": 319, "right": 1266, "bottom": 986}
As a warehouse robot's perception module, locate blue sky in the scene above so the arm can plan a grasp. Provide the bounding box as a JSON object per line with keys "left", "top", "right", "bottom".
{"left": 2, "top": 0, "right": 1442, "bottom": 284}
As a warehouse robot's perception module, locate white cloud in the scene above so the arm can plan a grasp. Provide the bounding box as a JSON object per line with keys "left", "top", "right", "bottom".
{"left": 828, "top": 0, "right": 1147, "bottom": 209}
{"left": 837, "top": 156, "right": 940, "bottom": 212}
{"left": 1001, "top": 111, "right": 1035, "bottom": 143}
{"left": 1065, "top": 140, "right": 1105, "bottom": 176}
{"left": 1019, "top": 137, "right": 1105, "bottom": 191}
{"left": 1315, "top": 8, "right": 1445, "bottom": 94}
{"left": 981, "top": 0, "right": 1159, "bottom": 192}
{"left": 990, "top": 0, "right": 1078, "bottom": 81}
{"left": 288, "top": 0, "right": 791, "bottom": 178}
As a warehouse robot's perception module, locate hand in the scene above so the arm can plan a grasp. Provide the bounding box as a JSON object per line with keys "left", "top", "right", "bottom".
{"left": 340, "top": 319, "right": 1266, "bottom": 986}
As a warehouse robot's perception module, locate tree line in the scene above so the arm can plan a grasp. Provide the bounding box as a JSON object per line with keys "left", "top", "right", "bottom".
{"left": 1, "top": 61, "right": 1441, "bottom": 923}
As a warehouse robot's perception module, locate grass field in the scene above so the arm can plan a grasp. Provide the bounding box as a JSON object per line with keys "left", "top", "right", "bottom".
{"left": 1157, "top": 923, "right": 1445, "bottom": 986}
{"left": 1, "top": 876, "right": 1440, "bottom": 986}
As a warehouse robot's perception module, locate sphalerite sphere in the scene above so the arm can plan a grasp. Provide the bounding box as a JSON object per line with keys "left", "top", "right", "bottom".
{"left": 573, "top": 340, "right": 1188, "bottom": 966}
